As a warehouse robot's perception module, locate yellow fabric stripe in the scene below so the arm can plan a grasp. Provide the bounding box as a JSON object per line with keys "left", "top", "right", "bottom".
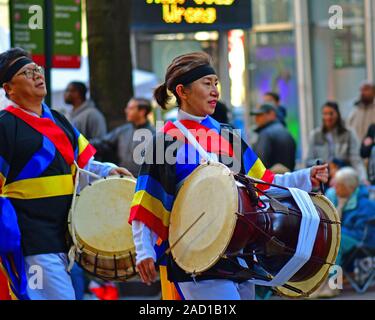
{"left": 159, "top": 266, "right": 180, "bottom": 300}
{"left": 131, "top": 190, "right": 170, "bottom": 228}
{"left": 9, "top": 286, "right": 17, "bottom": 300}
{"left": 0, "top": 263, "right": 13, "bottom": 288}
{"left": 78, "top": 134, "right": 90, "bottom": 155}
{"left": 247, "top": 158, "right": 266, "bottom": 180}
{"left": 3, "top": 175, "right": 74, "bottom": 200}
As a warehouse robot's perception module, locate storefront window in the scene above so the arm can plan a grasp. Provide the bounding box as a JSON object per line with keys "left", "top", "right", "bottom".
{"left": 334, "top": 25, "right": 366, "bottom": 68}
{"left": 252, "top": 0, "right": 293, "bottom": 25}
{"left": 248, "top": 30, "right": 300, "bottom": 148}
{"left": 309, "top": 0, "right": 366, "bottom": 120}
{"left": 310, "top": 0, "right": 366, "bottom": 69}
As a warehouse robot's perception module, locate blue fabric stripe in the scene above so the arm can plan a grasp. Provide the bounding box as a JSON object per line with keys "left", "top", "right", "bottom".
{"left": 0, "top": 253, "right": 29, "bottom": 300}
{"left": 0, "top": 198, "right": 21, "bottom": 253}
{"left": 200, "top": 116, "right": 221, "bottom": 133}
{"left": 41, "top": 103, "right": 55, "bottom": 122}
{"left": 0, "top": 156, "right": 10, "bottom": 178}
{"left": 136, "top": 175, "right": 175, "bottom": 212}
{"left": 73, "top": 127, "right": 80, "bottom": 161}
{"left": 243, "top": 147, "right": 259, "bottom": 174}
{"left": 174, "top": 282, "right": 185, "bottom": 301}
{"left": 0, "top": 198, "right": 29, "bottom": 300}
{"left": 175, "top": 144, "right": 200, "bottom": 185}
{"left": 154, "top": 241, "right": 169, "bottom": 267}
{"left": 15, "top": 136, "right": 56, "bottom": 181}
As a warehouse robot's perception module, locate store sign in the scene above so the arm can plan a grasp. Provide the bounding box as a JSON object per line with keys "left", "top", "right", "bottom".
{"left": 132, "top": 0, "right": 252, "bottom": 32}
{"left": 9, "top": 0, "right": 82, "bottom": 68}
{"left": 52, "top": 0, "right": 82, "bottom": 68}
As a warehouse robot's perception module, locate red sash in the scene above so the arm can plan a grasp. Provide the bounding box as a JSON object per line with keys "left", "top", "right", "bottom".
{"left": 5, "top": 106, "right": 75, "bottom": 166}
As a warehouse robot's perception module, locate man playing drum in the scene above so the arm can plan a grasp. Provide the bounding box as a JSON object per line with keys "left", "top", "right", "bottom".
{"left": 129, "top": 52, "right": 329, "bottom": 300}
{"left": 0, "top": 48, "right": 131, "bottom": 300}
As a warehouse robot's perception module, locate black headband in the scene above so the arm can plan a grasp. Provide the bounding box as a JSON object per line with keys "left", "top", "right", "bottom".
{"left": 1, "top": 57, "right": 33, "bottom": 86}
{"left": 172, "top": 64, "right": 216, "bottom": 90}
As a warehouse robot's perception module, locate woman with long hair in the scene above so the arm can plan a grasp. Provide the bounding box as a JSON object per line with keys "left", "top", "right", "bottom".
{"left": 306, "top": 101, "right": 367, "bottom": 184}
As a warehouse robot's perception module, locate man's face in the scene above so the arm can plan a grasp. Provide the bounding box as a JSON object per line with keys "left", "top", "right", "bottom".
{"left": 125, "top": 100, "right": 143, "bottom": 123}
{"left": 64, "top": 84, "right": 78, "bottom": 105}
{"left": 5, "top": 62, "right": 46, "bottom": 101}
{"left": 254, "top": 111, "right": 276, "bottom": 127}
{"left": 360, "top": 85, "right": 375, "bottom": 104}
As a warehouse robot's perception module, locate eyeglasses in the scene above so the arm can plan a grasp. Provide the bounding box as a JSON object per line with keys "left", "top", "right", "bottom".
{"left": 16, "top": 65, "right": 45, "bottom": 79}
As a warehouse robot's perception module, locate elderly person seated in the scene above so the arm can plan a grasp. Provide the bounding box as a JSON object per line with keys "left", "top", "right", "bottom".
{"left": 313, "top": 167, "right": 375, "bottom": 298}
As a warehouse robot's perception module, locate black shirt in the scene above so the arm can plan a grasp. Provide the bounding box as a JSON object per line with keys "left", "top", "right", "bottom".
{"left": 0, "top": 109, "right": 78, "bottom": 256}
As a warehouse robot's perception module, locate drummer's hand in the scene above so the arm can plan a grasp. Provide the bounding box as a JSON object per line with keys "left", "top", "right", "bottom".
{"left": 109, "top": 167, "right": 133, "bottom": 178}
{"left": 137, "top": 258, "right": 157, "bottom": 286}
{"left": 310, "top": 164, "right": 329, "bottom": 188}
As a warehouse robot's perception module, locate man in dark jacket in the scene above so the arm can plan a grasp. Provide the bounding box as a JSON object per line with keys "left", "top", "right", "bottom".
{"left": 264, "top": 92, "right": 287, "bottom": 127}
{"left": 251, "top": 104, "right": 296, "bottom": 171}
{"left": 91, "top": 98, "right": 155, "bottom": 177}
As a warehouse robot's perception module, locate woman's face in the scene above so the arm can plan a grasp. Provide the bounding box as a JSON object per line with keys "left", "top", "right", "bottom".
{"left": 322, "top": 106, "right": 339, "bottom": 130}
{"left": 180, "top": 75, "right": 220, "bottom": 117}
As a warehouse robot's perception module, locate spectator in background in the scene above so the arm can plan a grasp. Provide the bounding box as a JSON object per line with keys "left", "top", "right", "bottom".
{"left": 313, "top": 167, "right": 375, "bottom": 298}
{"left": 251, "top": 104, "right": 296, "bottom": 172}
{"left": 64, "top": 81, "right": 107, "bottom": 140}
{"left": 91, "top": 98, "right": 155, "bottom": 177}
{"left": 211, "top": 100, "right": 230, "bottom": 124}
{"left": 360, "top": 123, "right": 375, "bottom": 184}
{"left": 328, "top": 158, "right": 349, "bottom": 187}
{"left": 306, "top": 101, "right": 368, "bottom": 184}
{"left": 263, "top": 92, "right": 287, "bottom": 127}
{"left": 348, "top": 82, "right": 375, "bottom": 141}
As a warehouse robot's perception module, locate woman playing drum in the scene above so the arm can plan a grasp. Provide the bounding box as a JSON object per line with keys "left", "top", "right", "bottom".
{"left": 128, "top": 52, "right": 329, "bottom": 300}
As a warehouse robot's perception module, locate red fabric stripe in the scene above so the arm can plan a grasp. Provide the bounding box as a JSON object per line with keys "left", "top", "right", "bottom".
{"left": 162, "top": 121, "right": 234, "bottom": 158}
{"left": 0, "top": 260, "right": 11, "bottom": 300}
{"left": 78, "top": 144, "right": 97, "bottom": 169}
{"left": 5, "top": 106, "right": 75, "bottom": 166}
{"left": 129, "top": 205, "right": 168, "bottom": 241}
{"left": 258, "top": 169, "right": 275, "bottom": 191}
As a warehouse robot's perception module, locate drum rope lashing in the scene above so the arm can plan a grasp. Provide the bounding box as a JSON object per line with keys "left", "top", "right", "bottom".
{"left": 67, "top": 161, "right": 102, "bottom": 272}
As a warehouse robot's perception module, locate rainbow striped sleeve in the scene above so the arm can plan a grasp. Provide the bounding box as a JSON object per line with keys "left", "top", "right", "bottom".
{"left": 129, "top": 174, "right": 175, "bottom": 241}
{"left": 72, "top": 128, "right": 97, "bottom": 168}
{"left": 243, "top": 146, "right": 275, "bottom": 191}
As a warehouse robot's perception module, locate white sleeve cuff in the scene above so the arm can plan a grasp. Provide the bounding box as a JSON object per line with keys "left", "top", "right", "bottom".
{"left": 272, "top": 168, "right": 312, "bottom": 192}
{"left": 132, "top": 220, "right": 158, "bottom": 265}
{"left": 85, "top": 157, "right": 118, "bottom": 177}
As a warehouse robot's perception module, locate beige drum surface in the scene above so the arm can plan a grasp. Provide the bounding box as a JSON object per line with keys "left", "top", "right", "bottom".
{"left": 170, "top": 162, "right": 238, "bottom": 274}
{"left": 73, "top": 176, "right": 136, "bottom": 255}
{"left": 276, "top": 194, "right": 341, "bottom": 298}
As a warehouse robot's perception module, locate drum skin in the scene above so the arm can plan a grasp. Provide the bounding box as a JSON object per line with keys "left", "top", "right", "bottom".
{"left": 68, "top": 176, "right": 138, "bottom": 282}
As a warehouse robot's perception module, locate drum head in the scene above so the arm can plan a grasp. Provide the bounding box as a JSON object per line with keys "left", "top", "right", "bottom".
{"left": 72, "top": 176, "right": 137, "bottom": 256}
{"left": 170, "top": 162, "right": 238, "bottom": 274}
{"left": 276, "top": 194, "right": 341, "bottom": 298}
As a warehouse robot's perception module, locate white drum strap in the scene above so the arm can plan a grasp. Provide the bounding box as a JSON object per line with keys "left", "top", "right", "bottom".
{"left": 249, "top": 188, "right": 320, "bottom": 287}
{"left": 67, "top": 161, "right": 101, "bottom": 272}
{"left": 174, "top": 120, "right": 219, "bottom": 163}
